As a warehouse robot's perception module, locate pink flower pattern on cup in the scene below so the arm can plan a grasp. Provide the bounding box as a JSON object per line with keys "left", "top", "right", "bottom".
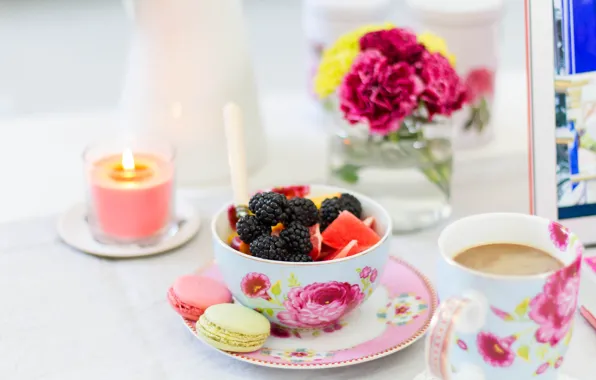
{"left": 479, "top": 259, "right": 579, "bottom": 375}
{"left": 370, "top": 268, "right": 378, "bottom": 283}
{"left": 241, "top": 272, "right": 271, "bottom": 299}
{"left": 431, "top": 216, "right": 583, "bottom": 378}
{"left": 360, "top": 266, "right": 372, "bottom": 279}
{"left": 535, "top": 362, "right": 550, "bottom": 375}
{"left": 529, "top": 257, "right": 580, "bottom": 346}
{"left": 277, "top": 282, "right": 365, "bottom": 328}
{"left": 476, "top": 332, "right": 516, "bottom": 367}
{"left": 457, "top": 339, "right": 468, "bottom": 351}
{"left": 548, "top": 221, "right": 570, "bottom": 251}
{"left": 241, "top": 267, "right": 376, "bottom": 329}
{"left": 584, "top": 256, "right": 596, "bottom": 273}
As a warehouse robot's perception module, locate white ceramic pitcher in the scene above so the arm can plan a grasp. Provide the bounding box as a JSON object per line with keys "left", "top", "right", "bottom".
{"left": 120, "top": 0, "right": 266, "bottom": 186}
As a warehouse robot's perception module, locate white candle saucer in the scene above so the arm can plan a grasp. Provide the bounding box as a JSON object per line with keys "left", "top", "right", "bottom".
{"left": 57, "top": 196, "right": 200, "bottom": 258}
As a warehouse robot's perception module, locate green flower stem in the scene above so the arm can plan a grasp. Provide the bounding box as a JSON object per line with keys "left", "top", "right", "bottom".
{"left": 332, "top": 120, "right": 451, "bottom": 197}
{"left": 268, "top": 297, "right": 284, "bottom": 307}
{"left": 333, "top": 164, "right": 361, "bottom": 184}
{"left": 393, "top": 128, "right": 451, "bottom": 197}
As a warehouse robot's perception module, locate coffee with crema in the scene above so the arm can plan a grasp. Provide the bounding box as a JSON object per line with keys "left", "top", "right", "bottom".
{"left": 453, "top": 243, "right": 564, "bottom": 276}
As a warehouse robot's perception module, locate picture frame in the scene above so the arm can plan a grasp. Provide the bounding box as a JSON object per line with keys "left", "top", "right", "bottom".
{"left": 527, "top": 0, "right": 596, "bottom": 244}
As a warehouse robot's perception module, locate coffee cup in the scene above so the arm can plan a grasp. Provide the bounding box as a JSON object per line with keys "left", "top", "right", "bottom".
{"left": 426, "top": 213, "right": 583, "bottom": 380}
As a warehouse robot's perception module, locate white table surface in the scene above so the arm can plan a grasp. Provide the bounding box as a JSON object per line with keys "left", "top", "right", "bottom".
{"left": 1, "top": 175, "right": 595, "bottom": 380}
{"left": 1, "top": 68, "right": 594, "bottom": 379}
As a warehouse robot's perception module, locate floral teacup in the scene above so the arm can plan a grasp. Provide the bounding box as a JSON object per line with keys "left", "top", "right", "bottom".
{"left": 426, "top": 213, "right": 583, "bottom": 380}
{"left": 211, "top": 185, "right": 392, "bottom": 330}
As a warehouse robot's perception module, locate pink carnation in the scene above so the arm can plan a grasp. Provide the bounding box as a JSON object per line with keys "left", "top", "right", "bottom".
{"left": 360, "top": 28, "right": 425, "bottom": 64}
{"left": 277, "top": 281, "right": 365, "bottom": 328}
{"left": 465, "top": 68, "right": 495, "bottom": 104}
{"left": 339, "top": 50, "right": 423, "bottom": 135}
{"left": 418, "top": 53, "right": 466, "bottom": 119}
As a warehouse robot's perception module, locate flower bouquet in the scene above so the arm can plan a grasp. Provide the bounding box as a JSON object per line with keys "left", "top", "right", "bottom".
{"left": 314, "top": 25, "right": 467, "bottom": 231}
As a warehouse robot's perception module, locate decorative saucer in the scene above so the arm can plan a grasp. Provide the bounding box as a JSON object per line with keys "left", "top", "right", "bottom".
{"left": 413, "top": 370, "right": 580, "bottom": 380}
{"left": 183, "top": 256, "right": 438, "bottom": 369}
{"left": 57, "top": 197, "right": 200, "bottom": 258}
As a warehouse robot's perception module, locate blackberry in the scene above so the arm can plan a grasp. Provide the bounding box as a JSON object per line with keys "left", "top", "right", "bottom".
{"left": 285, "top": 253, "right": 313, "bottom": 262}
{"left": 236, "top": 215, "right": 269, "bottom": 243}
{"left": 320, "top": 197, "right": 342, "bottom": 231}
{"left": 279, "top": 223, "right": 313, "bottom": 255}
{"left": 249, "top": 235, "right": 288, "bottom": 261}
{"left": 286, "top": 197, "right": 319, "bottom": 226}
{"left": 340, "top": 193, "right": 362, "bottom": 218}
{"left": 320, "top": 194, "right": 364, "bottom": 230}
{"left": 248, "top": 192, "right": 289, "bottom": 226}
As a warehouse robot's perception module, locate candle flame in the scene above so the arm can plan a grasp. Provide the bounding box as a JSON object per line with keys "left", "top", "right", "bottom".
{"left": 121, "top": 149, "right": 135, "bottom": 170}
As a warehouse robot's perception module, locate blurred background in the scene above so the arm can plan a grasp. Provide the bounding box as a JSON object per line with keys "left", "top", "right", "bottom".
{"left": 0, "top": 0, "right": 528, "bottom": 224}
{"left": 0, "top": 0, "right": 523, "bottom": 115}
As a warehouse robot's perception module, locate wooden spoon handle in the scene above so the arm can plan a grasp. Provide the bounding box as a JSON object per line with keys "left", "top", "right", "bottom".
{"left": 223, "top": 102, "right": 250, "bottom": 211}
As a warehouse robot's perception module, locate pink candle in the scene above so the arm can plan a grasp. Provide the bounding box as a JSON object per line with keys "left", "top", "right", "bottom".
{"left": 88, "top": 149, "right": 174, "bottom": 242}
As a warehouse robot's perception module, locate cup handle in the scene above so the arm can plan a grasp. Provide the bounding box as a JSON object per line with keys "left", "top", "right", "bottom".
{"left": 425, "top": 292, "right": 486, "bottom": 380}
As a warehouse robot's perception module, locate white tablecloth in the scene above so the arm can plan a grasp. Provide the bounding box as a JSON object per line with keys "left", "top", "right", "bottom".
{"left": 1, "top": 171, "right": 595, "bottom": 380}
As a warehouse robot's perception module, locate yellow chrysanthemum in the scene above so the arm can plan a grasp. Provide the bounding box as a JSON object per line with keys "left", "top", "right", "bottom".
{"left": 417, "top": 32, "right": 456, "bottom": 67}
{"left": 314, "top": 23, "right": 395, "bottom": 99}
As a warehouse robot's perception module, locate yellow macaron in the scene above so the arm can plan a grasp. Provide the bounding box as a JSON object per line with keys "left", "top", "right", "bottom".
{"left": 196, "top": 303, "right": 271, "bottom": 353}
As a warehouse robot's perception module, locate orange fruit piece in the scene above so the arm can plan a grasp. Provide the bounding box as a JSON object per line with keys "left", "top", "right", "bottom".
{"left": 227, "top": 231, "right": 238, "bottom": 245}
{"left": 239, "top": 242, "right": 250, "bottom": 254}
{"left": 308, "top": 193, "right": 341, "bottom": 209}
{"left": 271, "top": 223, "right": 284, "bottom": 236}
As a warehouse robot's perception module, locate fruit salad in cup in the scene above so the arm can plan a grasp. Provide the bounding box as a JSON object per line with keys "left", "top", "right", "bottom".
{"left": 226, "top": 186, "right": 382, "bottom": 262}
{"left": 213, "top": 185, "right": 391, "bottom": 329}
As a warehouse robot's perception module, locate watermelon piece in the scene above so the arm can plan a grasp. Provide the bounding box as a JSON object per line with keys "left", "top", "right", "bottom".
{"left": 363, "top": 216, "right": 375, "bottom": 230}
{"left": 322, "top": 211, "right": 381, "bottom": 249}
{"left": 271, "top": 185, "right": 310, "bottom": 199}
{"left": 308, "top": 224, "right": 323, "bottom": 260}
{"left": 227, "top": 204, "right": 239, "bottom": 230}
{"left": 318, "top": 244, "right": 336, "bottom": 260}
{"left": 323, "top": 240, "right": 359, "bottom": 261}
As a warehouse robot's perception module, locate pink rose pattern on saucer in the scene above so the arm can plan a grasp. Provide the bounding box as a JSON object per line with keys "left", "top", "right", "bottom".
{"left": 453, "top": 222, "right": 580, "bottom": 376}
{"left": 242, "top": 266, "right": 378, "bottom": 329}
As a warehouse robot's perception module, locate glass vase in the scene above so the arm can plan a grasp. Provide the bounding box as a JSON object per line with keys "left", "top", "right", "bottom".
{"left": 327, "top": 121, "right": 453, "bottom": 233}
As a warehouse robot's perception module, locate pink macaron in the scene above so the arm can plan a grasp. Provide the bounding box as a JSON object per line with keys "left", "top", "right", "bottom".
{"left": 167, "top": 274, "right": 233, "bottom": 320}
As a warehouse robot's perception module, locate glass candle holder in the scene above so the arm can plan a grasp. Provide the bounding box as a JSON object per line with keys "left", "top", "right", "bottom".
{"left": 83, "top": 137, "right": 176, "bottom": 246}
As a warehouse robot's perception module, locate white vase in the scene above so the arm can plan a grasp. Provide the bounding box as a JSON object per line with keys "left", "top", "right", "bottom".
{"left": 120, "top": 0, "right": 266, "bottom": 186}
